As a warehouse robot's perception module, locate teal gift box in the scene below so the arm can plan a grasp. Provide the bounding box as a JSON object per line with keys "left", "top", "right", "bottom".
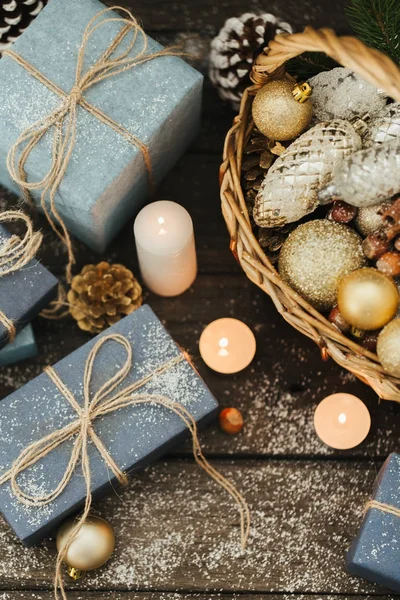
{"left": 0, "top": 305, "right": 218, "bottom": 545}
{"left": 0, "top": 0, "right": 203, "bottom": 252}
{"left": 0, "top": 325, "right": 37, "bottom": 367}
{"left": 347, "top": 453, "right": 400, "bottom": 592}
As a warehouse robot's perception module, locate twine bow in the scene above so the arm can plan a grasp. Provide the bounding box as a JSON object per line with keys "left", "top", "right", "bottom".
{"left": 0, "top": 333, "right": 250, "bottom": 600}
{"left": 0, "top": 210, "right": 42, "bottom": 341}
{"left": 3, "top": 6, "right": 182, "bottom": 287}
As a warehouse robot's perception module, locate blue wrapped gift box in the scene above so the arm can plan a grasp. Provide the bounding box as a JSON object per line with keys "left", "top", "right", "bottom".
{"left": 347, "top": 453, "right": 400, "bottom": 592}
{"left": 0, "top": 324, "right": 37, "bottom": 367}
{"left": 0, "top": 305, "right": 218, "bottom": 546}
{"left": 0, "top": 224, "right": 58, "bottom": 350}
{"left": 0, "top": 0, "right": 203, "bottom": 252}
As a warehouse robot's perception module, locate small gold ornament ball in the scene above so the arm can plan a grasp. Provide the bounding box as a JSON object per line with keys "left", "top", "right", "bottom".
{"left": 377, "top": 318, "right": 400, "bottom": 377}
{"left": 252, "top": 79, "right": 313, "bottom": 141}
{"left": 354, "top": 201, "right": 391, "bottom": 237}
{"left": 338, "top": 268, "right": 399, "bottom": 330}
{"left": 56, "top": 515, "right": 115, "bottom": 572}
{"left": 278, "top": 220, "right": 366, "bottom": 311}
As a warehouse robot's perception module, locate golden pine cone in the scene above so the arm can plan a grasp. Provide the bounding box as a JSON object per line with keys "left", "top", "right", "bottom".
{"left": 68, "top": 262, "right": 143, "bottom": 334}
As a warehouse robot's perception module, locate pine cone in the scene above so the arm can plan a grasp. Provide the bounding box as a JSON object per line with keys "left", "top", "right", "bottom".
{"left": 68, "top": 262, "right": 143, "bottom": 334}
{"left": 241, "top": 129, "right": 291, "bottom": 263}
{"left": 258, "top": 223, "right": 295, "bottom": 264}
{"left": 209, "top": 12, "right": 292, "bottom": 111}
{"left": 242, "top": 129, "right": 276, "bottom": 212}
{"left": 0, "top": 0, "right": 48, "bottom": 52}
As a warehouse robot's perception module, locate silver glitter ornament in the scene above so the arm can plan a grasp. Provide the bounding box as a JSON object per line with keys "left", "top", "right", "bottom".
{"left": 254, "top": 119, "right": 362, "bottom": 228}
{"left": 319, "top": 138, "right": 400, "bottom": 208}
{"left": 278, "top": 220, "right": 366, "bottom": 311}
{"left": 308, "top": 67, "right": 386, "bottom": 123}
{"left": 363, "top": 102, "right": 400, "bottom": 147}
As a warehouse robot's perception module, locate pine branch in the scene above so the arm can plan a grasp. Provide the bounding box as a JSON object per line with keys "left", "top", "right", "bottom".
{"left": 346, "top": 0, "right": 400, "bottom": 64}
{"left": 286, "top": 52, "right": 339, "bottom": 80}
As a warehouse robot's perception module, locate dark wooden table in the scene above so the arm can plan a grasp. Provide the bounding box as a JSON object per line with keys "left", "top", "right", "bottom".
{"left": 1, "top": 1, "right": 399, "bottom": 598}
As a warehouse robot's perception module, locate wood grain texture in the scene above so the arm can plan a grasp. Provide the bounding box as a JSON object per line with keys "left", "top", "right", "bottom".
{"left": 0, "top": 1, "right": 393, "bottom": 599}
{"left": 0, "top": 461, "right": 386, "bottom": 594}
{"left": 112, "top": 0, "right": 352, "bottom": 34}
{"left": 0, "top": 596, "right": 397, "bottom": 600}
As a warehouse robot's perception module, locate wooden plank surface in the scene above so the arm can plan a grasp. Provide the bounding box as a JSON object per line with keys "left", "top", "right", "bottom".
{"left": 116, "top": 0, "right": 352, "bottom": 33}
{"left": 0, "top": 460, "right": 388, "bottom": 594}
{"left": 1, "top": 596, "right": 397, "bottom": 600}
{"left": 0, "top": 0, "right": 395, "bottom": 598}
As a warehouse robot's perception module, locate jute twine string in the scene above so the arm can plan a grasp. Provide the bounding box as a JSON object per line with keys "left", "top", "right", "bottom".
{"left": 365, "top": 499, "right": 400, "bottom": 518}
{"left": 3, "top": 6, "right": 182, "bottom": 307}
{"left": 0, "top": 210, "right": 42, "bottom": 341}
{"left": 0, "top": 333, "right": 250, "bottom": 600}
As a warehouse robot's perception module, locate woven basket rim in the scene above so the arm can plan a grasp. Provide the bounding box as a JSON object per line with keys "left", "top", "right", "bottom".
{"left": 219, "top": 27, "right": 400, "bottom": 402}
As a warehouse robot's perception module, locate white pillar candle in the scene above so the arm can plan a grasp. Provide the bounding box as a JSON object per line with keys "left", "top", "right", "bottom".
{"left": 134, "top": 200, "right": 197, "bottom": 297}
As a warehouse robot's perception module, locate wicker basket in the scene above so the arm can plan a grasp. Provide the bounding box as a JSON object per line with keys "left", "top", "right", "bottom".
{"left": 220, "top": 27, "right": 400, "bottom": 402}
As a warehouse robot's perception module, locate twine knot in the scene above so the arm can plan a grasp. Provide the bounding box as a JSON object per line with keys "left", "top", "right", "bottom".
{"left": 0, "top": 332, "right": 250, "bottom": 600}
{"left": 79, "top": 410, "right": 92, "bottom": 430}
{"left": 69, "top": 86, "right": 83, "bottom": 104}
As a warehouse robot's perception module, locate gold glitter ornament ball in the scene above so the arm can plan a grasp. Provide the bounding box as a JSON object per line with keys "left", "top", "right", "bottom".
{"left": 377, "top": 318, "right": 400, "bottom": 377}
{"left": 278, "top": 220, "right": 365, "bottom": 311}
{"left": 252, "top": 79, "right": 313, "bottom": 141}
{"left": 56, "top": 515, "right": 115, "bottom": 572}
{"left": 338, "top": 268, "right": 399, "bottom": 330}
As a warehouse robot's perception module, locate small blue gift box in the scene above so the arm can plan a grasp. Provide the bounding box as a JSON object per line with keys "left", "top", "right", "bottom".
{"left": 0, "top": 305, "right": 218, "bottom": 546}
{"left": 347, "top": 453, "right": 400, "bottom": 592}
{"left": 0, "top": 324, "right": 37, "bottom": 367}
{"left": 0, "top": 224, "right": 58, "bottom": 350}
{"left": 0, "top": 0, "right": 203, "bottom": 252}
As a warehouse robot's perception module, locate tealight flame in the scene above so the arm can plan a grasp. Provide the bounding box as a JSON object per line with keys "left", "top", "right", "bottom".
{"left": 338, "top": 412, "right": 347, "bottom": 424}
{"left": 218, "top": 337, "right": 229, "bottom": 357}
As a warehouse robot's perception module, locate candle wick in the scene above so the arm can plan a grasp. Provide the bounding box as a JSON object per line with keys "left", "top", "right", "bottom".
{"left": 218, "top": 337, "right": 229, "bottom": 357}
{"left": 338, "top": 412, "right": 347, "bottom": 424}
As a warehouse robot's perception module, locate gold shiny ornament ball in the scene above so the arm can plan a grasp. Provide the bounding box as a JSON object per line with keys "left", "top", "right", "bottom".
{"left": 252, "top": 79, "right": 313, "bottom": 141}
{"left": 56, "top": 515, "right": 115, "bottom": 572}
{"left": 278, "top": 220, "right": 366, "bottom": 311}
{"left": 338, "top": 268, "right": 399, "bottom": 331}
{"left": 377, "top": 318, "right": 400, "bottom": 377}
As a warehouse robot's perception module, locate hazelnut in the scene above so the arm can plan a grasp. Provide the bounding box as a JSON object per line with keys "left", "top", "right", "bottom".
{"left": 328, "top": 305, "right": 350, "bottom": 333}
{"left": 376, "top": 251, "right": 400, "bottom": 277}
{"left": 219, "top": 407, "right": 244, "bottom": 435}
{"left": 327, "top": 201, "right": 357, "bottom": 224}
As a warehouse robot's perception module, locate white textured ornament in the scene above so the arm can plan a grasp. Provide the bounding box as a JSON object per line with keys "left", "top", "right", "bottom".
{"left": 318, "top": 138, "right": 400, "bottom": 208}
{"left": 363, "top": 102, "right": 400, "bottom": 147}
{"left": 308, "top": 67, "right": 386, "bottom": 123}
{"left": 254, "top": 119, "right": 362, "bottom": 228}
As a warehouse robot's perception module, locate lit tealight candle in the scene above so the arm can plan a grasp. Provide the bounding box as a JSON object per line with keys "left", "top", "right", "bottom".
{"left": 199, "top": 318, "right": 256, "bottom": 374}
{"left": 314, "top": 393, "right": 371, "bottom": 450}
{"left": 134, "top": 200, "right": 197, "bottom": 297}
